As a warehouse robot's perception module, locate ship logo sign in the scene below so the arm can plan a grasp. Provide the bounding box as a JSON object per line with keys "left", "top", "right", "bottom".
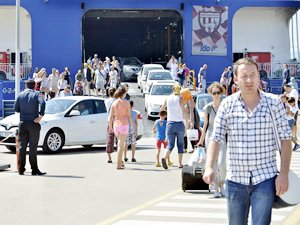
{"left": 198, "top": 11, "right": 221, "bottom": 34}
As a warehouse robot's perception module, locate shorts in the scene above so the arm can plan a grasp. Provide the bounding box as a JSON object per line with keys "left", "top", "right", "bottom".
{"left": 96, "top": 80, "right": 105, "bottom": 90}
{"left": 126, "top": 131, "right": 136, "bottom": 145}
{"left": 156, "top": 140, "right": 168, "bottom": 149}
{"left": 114, "top": 124, "right": 129, "bottom": 136}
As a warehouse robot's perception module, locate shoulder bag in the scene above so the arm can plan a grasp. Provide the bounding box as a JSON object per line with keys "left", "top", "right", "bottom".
{"left": 267, "top": 99, "right": 300, "bottom": 208}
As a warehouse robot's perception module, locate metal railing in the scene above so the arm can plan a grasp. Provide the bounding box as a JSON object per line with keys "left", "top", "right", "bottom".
{"left": 1, "top": 100, "right": 15, "bottom": 118}
{"left": 0, "top": 63, "right": 31, "bottom": 80}
{"left": 257, "top": 62, "right": 300, "bottom": 79}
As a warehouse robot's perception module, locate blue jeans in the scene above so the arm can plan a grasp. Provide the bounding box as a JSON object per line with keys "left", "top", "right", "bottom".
{"left": 166, "top": 122, "right": 185, "bottom": 153}
{"left": 226, "top": 176, "right": 276, "bottom": 225}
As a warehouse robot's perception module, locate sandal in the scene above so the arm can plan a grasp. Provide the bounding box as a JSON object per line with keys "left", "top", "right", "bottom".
{"left": 117, "top": 166, "right": 125, "bottom": 170}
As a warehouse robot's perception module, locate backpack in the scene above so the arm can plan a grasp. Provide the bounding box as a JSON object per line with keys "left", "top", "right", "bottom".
{"left": 75, "top": 86, "right": 83, "bottom": 95}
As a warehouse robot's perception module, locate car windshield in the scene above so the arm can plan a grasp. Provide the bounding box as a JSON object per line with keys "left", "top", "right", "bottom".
{"left": 151, "top": 85, "right": 173, "bottom": 95}
{"left": 197, "top": 95, "right": 213, "bottom": 110}
{"left": 123, "top": 57, "right": 141, "bottom": 65}
{"left": 45, "top": 99, "right": 76, "bottom": 114}
{"left": 149, "top": 72, "right": 172, "bottom": 80}
{"left": 144, "top": 66, "right": 162, "bottom": 74}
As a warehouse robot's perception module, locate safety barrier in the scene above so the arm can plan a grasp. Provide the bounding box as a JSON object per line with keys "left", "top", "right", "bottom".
{"left": 1, "top": 100, "right": 15, "bottom": 118}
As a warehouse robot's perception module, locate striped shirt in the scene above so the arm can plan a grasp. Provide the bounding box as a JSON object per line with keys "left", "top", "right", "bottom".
{"left": 210, "top": 91, "right": 291, "bottom": 185}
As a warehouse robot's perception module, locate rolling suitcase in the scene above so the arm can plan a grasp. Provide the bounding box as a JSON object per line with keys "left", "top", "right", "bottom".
{"left": 181, "top": 165, "right": 209, "bottom": 192}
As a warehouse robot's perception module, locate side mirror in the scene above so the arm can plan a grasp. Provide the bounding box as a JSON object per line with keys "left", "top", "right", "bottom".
{"left": 69, "top": 110, "right": 80, "bottom": 117}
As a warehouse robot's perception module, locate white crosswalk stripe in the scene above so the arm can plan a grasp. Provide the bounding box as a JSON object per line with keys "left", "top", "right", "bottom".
{"left": 111, "top": 152, "right": 300, "bottom": 225}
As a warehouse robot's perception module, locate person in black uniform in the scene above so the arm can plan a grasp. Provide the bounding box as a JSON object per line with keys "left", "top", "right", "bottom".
{"left": 14, "top": 79, "right": 46, "bottom": 176}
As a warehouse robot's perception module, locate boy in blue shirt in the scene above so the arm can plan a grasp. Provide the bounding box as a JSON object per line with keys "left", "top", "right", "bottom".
{"left": 152, "top": 111, "right": 173, "bottom": 167}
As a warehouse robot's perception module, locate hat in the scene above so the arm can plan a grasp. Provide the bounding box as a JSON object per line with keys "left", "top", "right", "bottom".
{"left": 287, "top": 82, "right": 294, "bottom": 87}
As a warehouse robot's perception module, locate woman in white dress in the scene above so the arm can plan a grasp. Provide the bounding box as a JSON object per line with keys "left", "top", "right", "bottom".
{"left": 94, "top": 64, "right": 106, "bottom": 97}
{"left": 57, "top": 73, "right": 67, "bottom": 94}
{"left": 108, "top": 66, "right": 118, "bottom": 89}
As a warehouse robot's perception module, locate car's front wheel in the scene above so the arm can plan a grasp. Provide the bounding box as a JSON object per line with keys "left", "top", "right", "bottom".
{"left": 43, "top": 129, "right": 64, "bottom": 154}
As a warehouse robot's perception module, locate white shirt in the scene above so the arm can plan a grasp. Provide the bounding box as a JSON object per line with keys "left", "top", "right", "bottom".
{"left": 166, "top": 94, "right": 184, "bottom": 122}
{"left": 288, "top": 88, "right": 299, "bottom": 109}
{"left": 109, "top": 70, "right": 118, "bottom": 88}
{"left": 48, "top": 74, "right": 59, "bottom": 89}
{"left": 41, "top": 78, "right": 49, "bottom": 88}
{"left": 287, "top": 104, "right": 298, "bottom": 120}
{"left": 57, "top": 79, "right": 67, "bottom": 90}
{"left": 170, "top": 63, "right": 178, "bottom": 80}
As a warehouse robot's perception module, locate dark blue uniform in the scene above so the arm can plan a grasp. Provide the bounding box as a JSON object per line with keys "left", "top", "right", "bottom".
{"left": 14, "top": 89, "right": 45, "bottom": 175}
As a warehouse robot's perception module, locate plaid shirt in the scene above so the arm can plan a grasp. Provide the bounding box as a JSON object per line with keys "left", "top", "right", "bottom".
{"left": 210, "top": 91, "right": 291, "bottom": 185}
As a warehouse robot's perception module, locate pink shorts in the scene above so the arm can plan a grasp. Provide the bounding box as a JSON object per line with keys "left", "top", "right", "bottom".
{"left": 114, "top": 125, "right": 129, "bottom": 136}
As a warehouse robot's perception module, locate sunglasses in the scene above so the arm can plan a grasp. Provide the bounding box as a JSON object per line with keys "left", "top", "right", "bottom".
{"left": 212, "top": 91, "right": 221, "bottom": 96}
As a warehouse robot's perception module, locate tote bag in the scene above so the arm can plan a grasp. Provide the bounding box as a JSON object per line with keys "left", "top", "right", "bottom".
{"left": 186, "top": 129, "right": 199, "bottom": 141}
{"left": 267, "top": 99, "right": 300, "bottom": 208}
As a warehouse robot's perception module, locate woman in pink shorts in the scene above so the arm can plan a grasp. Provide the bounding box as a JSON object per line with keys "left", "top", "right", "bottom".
{"left": 108, "top": 86, "right": 134, "bottom": 169}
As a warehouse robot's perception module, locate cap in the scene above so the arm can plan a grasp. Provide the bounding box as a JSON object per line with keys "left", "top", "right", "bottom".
{"left": 287, "top": 82, "right": 294, "bottom": 87}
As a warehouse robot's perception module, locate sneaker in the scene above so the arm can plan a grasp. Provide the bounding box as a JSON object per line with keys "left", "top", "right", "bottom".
{"left": 213, "top": 192, "right": 222, "bottom": 198}
{"left": 162, "top": 158, "right": 168, "bottom": 169}
{"left": 155, "top": 163, "right": 161, "bottom": 167}
{"left": 220, "top": 186, "right": 226, "bottom": 197}
{"left": 131, "top": 158, "right": 136, "bottom": 162}
{"left": 168, "top": 160, "right": 174, "bottom": 166}
{"left": 293, "top": 144, "right": 300, "bottom": 151}
{"left": 124, "top": 157, "right": 128, "bottom": 162}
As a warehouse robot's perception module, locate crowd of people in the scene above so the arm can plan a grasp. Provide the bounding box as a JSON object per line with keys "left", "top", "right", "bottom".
{"left": 15, "top": 54, "right": 299, "bottom": 225}
{"left": 31, "top": 54, "right": 123, "bottom": 100}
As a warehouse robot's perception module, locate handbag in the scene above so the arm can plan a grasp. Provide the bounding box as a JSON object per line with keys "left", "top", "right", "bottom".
{"left": 186, "top": 129, "right": 199, "bottom": 141}
{"left": 267, "top": 99, "right": 300, "bottom": 208}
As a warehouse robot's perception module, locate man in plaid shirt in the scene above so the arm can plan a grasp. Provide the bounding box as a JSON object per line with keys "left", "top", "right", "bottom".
{"left": 203, "top": 58, "right": 292, "bottom": 225}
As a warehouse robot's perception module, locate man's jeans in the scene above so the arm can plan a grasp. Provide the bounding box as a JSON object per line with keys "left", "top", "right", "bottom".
{"left": 226, "top": 176, "right": 276, "bottom": 225}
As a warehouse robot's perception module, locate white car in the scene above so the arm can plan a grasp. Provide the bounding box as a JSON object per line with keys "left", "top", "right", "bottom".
{"left": 144, "top": 81, "right": 175, "bottom": 119}
{"left": 0, "top": 96, "right": 143, "bottom": 153}
{"left": 137, "top": 64, "right": 164, "bottom": 93}
{"left": 143, "top": 69, "right": 174, "bottom": 96}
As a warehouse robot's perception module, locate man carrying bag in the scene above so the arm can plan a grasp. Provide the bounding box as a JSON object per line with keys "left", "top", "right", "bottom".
{"left": 203, "top": 58, "right": 292, "bottom": 225}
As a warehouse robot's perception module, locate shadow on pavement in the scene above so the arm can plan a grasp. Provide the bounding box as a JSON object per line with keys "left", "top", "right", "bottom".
{"left": 41, "top": 175, "right": 85, "bottom": 179}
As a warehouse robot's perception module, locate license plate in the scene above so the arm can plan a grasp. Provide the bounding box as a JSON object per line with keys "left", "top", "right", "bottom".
{"left": 0, "top": 131, "right": 13, "bottom": 137}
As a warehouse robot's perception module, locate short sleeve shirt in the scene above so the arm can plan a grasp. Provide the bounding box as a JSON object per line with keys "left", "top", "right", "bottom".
{"left": 210, "top": 91, "right": 291, "bottom": 185}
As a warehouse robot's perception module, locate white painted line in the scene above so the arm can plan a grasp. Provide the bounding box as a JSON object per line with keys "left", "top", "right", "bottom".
{"left": 135, "top": 210, "right": 286, "bottom": 222}
{"left": 155, "top": 202, "right": 227, "bottom": 209}
{"left": 171, "top": 195, "right": 226, "bottom": 201}
{"left": 95, "top": 189, "right": 181, "bottom": 225}
{"left": 135, "top": 210, "right": 228, "bottom": 219}
{"left": 113, "top": 220, "right": 226, "bottom": 225}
